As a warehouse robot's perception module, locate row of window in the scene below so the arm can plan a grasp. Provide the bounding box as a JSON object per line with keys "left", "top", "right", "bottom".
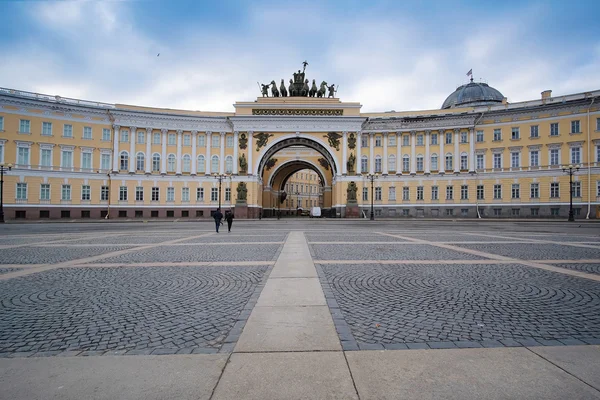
{"left": 364, "top": 207, "right": 575, "bottom": 218}
{"left": 12, "top": 146, "right": 111, "bottom": 170}
{"left": 284, "top": 199, "right": 319, "bottom": 208}
{"left": 119, "top": 129, "right": 234, "bottom": 147}
{"left": 119, "top": 152, "right": 234, "bottom": 173}
{"left": 12, "top": 119, "right": 111, "bottom": 140}
{"left": 293, "top": 172, "right": 318, "bottom": 181}
{"left": 284, "top": 183, "right": 321, "bottom": 194}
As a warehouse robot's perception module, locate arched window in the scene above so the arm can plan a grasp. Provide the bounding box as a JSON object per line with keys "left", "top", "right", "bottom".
{"left": 211, "top": 155, "right": 219, "bottom": 173}
{"left": 167, "top": 154, "right": 176, "bottom": 172}
{"left": 416, "top": 154, "right": 424, "bottom": 172}
{"left": 182, "top": 154, "right": 191, "bottom": 173}
{"left": 136, "top": 152, "right": 145, "bottom": 172}
{"left": 402, "top": 154, "right": 410, "bottom": 173}
{"left": 445, "top": 153, "right": 453, "bottom": 171}
{"left": 152, "top": 153, "right": 160, "bottom": 172}
{"left": 388, "top": 155, "right": 396, "bottom": 172}
{"left": 197, "top": 155, "right": 205, "bottom": 173}
{"left": 120, "top": 151, "right": 129, "bottom": 171}
{"left": 375, "top": 155, "right": 382, "bottom": 173}
{"left": 225, "top": 156, "right": 233, "bottom": 173}
{"left": 361, "top": 156, "right": 368, "bottom": 173}
{"left": 431, "top": 153, "right": 438, "bottom": 171}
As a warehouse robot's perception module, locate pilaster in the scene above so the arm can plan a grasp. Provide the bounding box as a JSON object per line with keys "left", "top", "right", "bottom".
{"left": 454, "top": 128, "right": 460, "bottom": 174}
{"left": 176, "top": 129, "right": 182, "bottom": 175}
{"left": 191, "top": 130, "right": 198, "bottom": 175}
{"left": 382, "top": 132, "right": 388, "bottom": 175}
{"left": 145, "top": 127, "right": 152, "bottom": 174}
{"left": 129, "top": 126, "right": 136, "bottom": 174}
{"left": 425, "top": 130, "right": 431, "bottom": 175}
{"left": 233, "top": 131, "right": 239, "bottom": 175}
{"left": 410, "top": 130, "right": 416, "bottom": 175}
{"left": 205, "top": 131, "right": 212, "bottom": 175}
{"left": 219, "top": 131, "right": 225, "bottom": 174}
{"left": 439, "top": 129, "right": 445, "bottom": 175}
{"left": 160, "top": 129, "right": 167, "bottom": 175}
{"left": 342, "top": 131, "right": 348, "bottom": 175}
{"left": 112, "top": 124, "right": 120, "bottom": 172}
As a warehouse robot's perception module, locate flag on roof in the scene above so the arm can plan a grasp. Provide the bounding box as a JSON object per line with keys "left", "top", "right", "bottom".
{"left": 466, "top": 69, "right": 473, "bottom": 76}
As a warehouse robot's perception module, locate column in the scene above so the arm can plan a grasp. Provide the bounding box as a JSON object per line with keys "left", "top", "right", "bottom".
{"left": 205, "top": 131, "right": 212, "bottom": 174}
{"left": 247, "top": 131, "right": 253, "bottom": 175}
{"left": 469, "top": 127, "right": 475, "bottom": 173}
{"left": 410, "top": 130, "right": 416, "bottom": 175}
{"left": 145, "top": 128, "right": 152, "bottom": 174}
{"left": 382, "top": 132, "right": 388, "bottom": 175}
{"left": 454, "top": 128, "right": 460, "bottom": 174}
{"left": 233, "top": 131, "right": 239, "bottom": 175}
{"left": 112, "top": 124, "right": 120, "bottom": 172}
{"left": 219, "top": 132, "right": 225, "bottom": 174}
{"left": 176, "top": 129, "right": 182, "bottom": 175}
{"left": 161, "top": 129, "right": 167, "bottom": 174}
{"left": 129, "top": 126, "right": 136, "bottom": 174}
{"left": 439, "top": 129, "right": 445, "bottom": 174}
{"left": 342, "top": 131, "right": 348, "bottom": 175}
{"left": 425, "top": 130, "right": 431, "bottom": 175}
{"left": 191, "top": 130, "right": 198, "bottom": 175}
{"left": 396, "top": 132, "right": 402, "bottom": 175}
{"left": 369, "top": 133, "right": 374, "bottom": 174}
{"left": 356, "top": 132, "right": 362, "bottom": 174}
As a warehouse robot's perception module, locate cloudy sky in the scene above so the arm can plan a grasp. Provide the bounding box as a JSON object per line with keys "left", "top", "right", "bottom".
{"left": 1, "top": 0, "right": 599, "bottom": 112}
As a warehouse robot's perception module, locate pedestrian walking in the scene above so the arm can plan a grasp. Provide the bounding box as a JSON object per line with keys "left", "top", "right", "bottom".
{"left": 213, "top": 208, "right": 223, "bottom": 233}
{"left": 225, "top": 210, "right": 235, "bottom": 232}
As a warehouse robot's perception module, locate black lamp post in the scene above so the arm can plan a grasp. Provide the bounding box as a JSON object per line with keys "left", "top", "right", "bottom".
{"left": 213, "top": 173, "right": 230, "bottom": 210}
{"left": 364, "top": 173, "right": 378, "bottom": 220}
{"left": 0, "top": 162, "right": 13, "bottom": 223}
{"left": 562, "top": 164, "right": 579, "bottom": 222}
{"left": 296, "top": 191, "right": 300, "bottom": 216}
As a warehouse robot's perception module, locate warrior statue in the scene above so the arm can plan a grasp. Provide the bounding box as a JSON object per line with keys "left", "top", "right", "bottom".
{"left": 280, "top": 79, "right": 288, "bottom": 97}
{"left": 236, "top": 182, "right": 248, "bottom": 202}
{"left": 260, "top": 83, "right": 269, "bottom": 97}
{"left": 239, "top": 153, "right": 247, "bottom": 173}
{"left": 327, "top": 84, "right": 336, "bottom": 98}
{"left": 309, "top": 79, "right": 318, "bottom": 97}
{"left": 347, "top": 181, "right": 358, "bottom": 202}
{"left": 347, "top": 153, "right": 356, "bottom": 173}
{"left": 270, "top": 80, "right": 279, "bottom": 97}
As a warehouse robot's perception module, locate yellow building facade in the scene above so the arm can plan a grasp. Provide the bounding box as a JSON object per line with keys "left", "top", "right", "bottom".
{"left": 0, "top": 74, "right": 599, "bottom": 220}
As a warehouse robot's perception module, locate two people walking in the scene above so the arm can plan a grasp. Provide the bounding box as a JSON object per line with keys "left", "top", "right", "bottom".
{"left": 213, "top": 208, "right": 234, "bottom": 233}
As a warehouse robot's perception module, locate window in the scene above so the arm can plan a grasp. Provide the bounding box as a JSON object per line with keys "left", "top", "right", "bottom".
{"left": 183, "top": 154, "right": 191, "bottom": 173}
{"left": 16, "top": 183, "right": 27, "bottom": 200}
{"left": 402, "top": 155, "right": 410, "bottom": 172}
{"left": 573, "top": 181, "right": 581, "bottom": 197}
{"left": 551, "top": 208, "right": 560, "bottom": 216}
{"left": 431, "top": 154, "right": 438, "bottom": 170}
{"left": 19, "top": 119, "right": 31, "bottom": 133}
{"left": 375, "top": 156, "right": 382, "bottom": 173}
{"left": 120, "top": 151, "right": 129, "bottom": 170}
{"left": 511, "top": 127, "right": 520, "bottom": 140}
{"left": 431, "top": 133, "right": 438, "bottom": 145}
{"left": 402, "top": 135, "right": 409, "bottom": 146}
{"left": 460, "top": 154, "right": 468, "bottom": 170}
{"left": 361, "top": 156, "right": 368, "bottom": 173}
{"left": 83, "top": 126, "right": 92, "bottom": 140}
{"left": 417, "top": 134, "right": 424, "bottom": 146}
{"left": 167, "top": 187, "right": 175, "bottom": 202}
{"left": 81, "top": 152, "right": 92, "bottom": 170}
{"left": 530, "top": 150, "right": 539, "bottom": 167}
{"left": 40, "top": 184, "right": 50, "bottom": 200}
{"left": 417, "top": 186, "right": 424, "bottom": 200}
{"left": 135, "top": 186, "right": 144, "bottom": 201}
{"left": 362, "top": 187, "right": 368, "bottom": 201}
{"left": 461, "top": 185, "right": 468, "bottom": 200}
{"left": 431, "top": 186, "right": 438, "bottom": 200}
{"left": 493, "top": 129, "right": 502, "bottom": 141}
{"left": 198, "top": 134, "right": 205, "bottom": 147}
{"left": 211, "top": 155, "right": 219, "bottom": 173}
{"left": 493, "top": 184, "right": 502, "bottom": 199}
{"left": 446, "top": 209, "right": 454, "bottom": 216}
{"left": 550, "top": 123, "right": 559, "bottom": 136}
{"left": 211, "top": 187, "right": 218, "bottom": 202}
{"left": 460, "top": 131, "right": 468, "bottom": 143}
{"left": 211, "top": 134, "right": 220, "bottom": 148}
{"left": 151, "top": 187, "right": 159, "bottom": 201}
{"left": 416, "top": 155, "right": 424, "bottom": 172}
{"left": 388, "top": 135, "right": 396, "bottom": 146}
{"left": 476, "top": 154, "right": 484, "bottom": 170}
{"left": 530, "top": 183, "right": 539, "bottom": 198}
{"left": 402, "top": 186, "right": 410, "bottom": 201}
{"left": 196, "top": 187, "right": 204, "bottom": 201}
{"left": 597, "top": 145, "right": 600, "bottom": 162}
{"left": 42, "top": 122, "right": 52, "bottom": 136}
{"left": 445, "top": 154, "right": 453, "bottom": 171}
{"left": 445, "top": 132, "right": 452, "bottom": 144}
{"left": 136, "top": 131, "right": 144, "bottom": 144}
{"left": 226, "top": 135, "right": 234, "bottom": 148}
{"left": 446, "top": 185, "right": 453, "bottom": 200}
{"left": 550, "top": 149, "right": 560, "bottom": 166}
{"left": 375, "top": 136, "right": 382, "bottom": 147}
{"left": 512, "top": 209, "right": 520, "bottom": 217}
{"left": 183, "top": 134, "right": 191, "bottom": 146}
{"left": 571, "top": 120, "right": 580, "bottom": 133}
{"left": 81, "top": 185, "right": 91, "bottom": 201}
{"left": 119, "top": 186, "right": 128, "bottom": 201}
{"left": 102, "top": 128, "right": 111, "bottom": 141}
{"left": 511, "top": 184, "right": 520, "bottom": 199}
{"left": 550, "top": 182, "right": 560, "bottom": 198}
{"left": 41, "top": 148, "right": 52, "bottom": 167}
{"left": 477, "top": 185, "right": 484, "bottom": 200}
{"left": 152, "top": 153, "right": 160, "bottom": 172}
{"left": 375, "top": 187, "right": 382, "bottom": 200}
{"left": 61, "top": 184, "right": 71, "bottom": 201}
{"left": 511, "top": 152, "right": 520, "bottom": 168}
{"left": 402, "top": 209, "right": 409, "bottom": 217}
{"left": 119, "top": 210, "right": 128, "bottom": 218}
{"left": 61, "top": 149, "right": 73, "bottom": 169}
{"left": 101, "top": 186, "right": 109, "bottom": 201}
{"left": 388, "top": 187, "right": 396, "bottom": 201}
{"left": 493, "top": 153, "right": 502, "bottom": 169}
{"left": 388, "top": 155, "right": 396, "bottom": 172}
{"left": 530, "top": 125, "right": 539, "bottom": 138}
{"left": 120, "top": 129, "right": 128, "bottom": 142}
{"left": 153, "top": 132, "right": 160, "bottom": 144}
{"left": 361, "top": 135, "right": 368, "bottom": 147}
{"left": 476, "top": 130, "right": 484, "bottom": 142}
{"left": 531, "top": 208, "right": 539, "bottom": 217}
{"left": 197, "top": 155, "right": 205, "bottom": 174}
{"left": 167, "top": 154, "right": 176, "bottom": 172}
{"left": 225, "top": 156, "right": 233, "bottom": 173}
{"left": 225, "top": 188, "right": 231, "bottom": 202}
{"left": 597, "top": 118, "right": 600, "bottom": 131}
{"left": 182, "top": 187, "right": 190, "bottom": 202}
{"left": 571, "top": 147, "right": 581, "bottom": 164}
{"left": 17, "top": 146, "right": 30, "bottom": 166}
{"left": 0, "top": 116, "right": 3, "bottom": 130}
{"left": 168, "top": 133, "right": 176, "bottom": 145}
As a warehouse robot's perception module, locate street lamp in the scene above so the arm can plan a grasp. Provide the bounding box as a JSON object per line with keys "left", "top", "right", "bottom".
{"left": 296, "top": 191, "right": 300, "bottom": 216}
{"left": 213, "top": 173, "right": 230, "bottom": 210}
{"left": 98, "top": 170, "right": 112, "bottom": 219}
{"left": 364, "top": 173, "right": 378, "bottom": 220}
{"left": 562, "top": 164, "right": 580, "bottom": 222}
{"left": 0, "top": 162, "right": 13, "bottom": 223}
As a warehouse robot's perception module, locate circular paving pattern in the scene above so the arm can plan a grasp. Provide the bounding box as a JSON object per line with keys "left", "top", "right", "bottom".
{"left": 0, "top": 266, "right": 268, "bottom": 355}
{"left": 321, "top": 263, "right": 600, "bottom": 345}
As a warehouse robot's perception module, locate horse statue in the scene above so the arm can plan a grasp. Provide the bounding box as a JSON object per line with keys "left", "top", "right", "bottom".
{"left": 309, "top": 79, "right": 318, "bottom": 97}
{"left": 302, "top": 79, "right": 310, "bottom": 97}
{"left": 317, "top": 81, "right": 327, "bottom": 98}
{"left": 289, "top": 79, "right": 295, "bottom": 96}
{"left": 270, "top": 81, "right": 280, "bottom": 97}
{"left": 280, "top": 79, "right": 288, "bottom": 97}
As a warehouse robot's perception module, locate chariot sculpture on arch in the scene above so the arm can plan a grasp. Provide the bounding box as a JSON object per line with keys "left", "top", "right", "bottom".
{"left": 258, "top": 61, "right": 339, "bottom": 98}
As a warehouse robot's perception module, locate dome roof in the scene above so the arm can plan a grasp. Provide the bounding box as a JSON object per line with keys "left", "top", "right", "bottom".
{"left": 442, "top": 80, "right": 504, "bottom": 109}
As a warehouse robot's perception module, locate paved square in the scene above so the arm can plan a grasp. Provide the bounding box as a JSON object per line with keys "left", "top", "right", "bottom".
{"left": 0, "top": 246, "right": 134, "bottom": 264}
{"left": 310, "top": 243, "right": 491, "bottom": 260}
{"left": 452, "top": 243, "right": 600, "bottom": 260}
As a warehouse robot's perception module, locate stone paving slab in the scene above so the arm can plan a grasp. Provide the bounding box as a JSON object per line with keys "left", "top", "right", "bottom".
{"left": 453, "top": 243, "right": 600, "bottom": 260}
{"left": 528, "top": 345, "right": 600, "bottom": 390}
{"left": 346, "top": 348, "right": 600, "bottom": 400}
{"left": 0, "top": 246, "right": 134, "bottom": 264}
{"left": 256, "top": 278, "right": 326, "bottom": 307}
{"left": 401, "top": 234, "right": 523, "bottom": 242}
{"left": 304, "top": 233, "right": 410, "bottom": 242}
{"left": 212, "top": 352, "right": 358, "bottom": 400}
{"left": 0, "top": 354, "right": 228, "bottom": 400}
{"left": 310, "top": 243, "right": 491, "bottom": 260}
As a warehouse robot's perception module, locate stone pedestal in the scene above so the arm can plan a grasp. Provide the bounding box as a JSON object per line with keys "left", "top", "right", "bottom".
{"left": 345, "top": 202, "right": 360, "bottom": 218}
{"left": 234, "top": 202, "right": 249, "bottom": 219}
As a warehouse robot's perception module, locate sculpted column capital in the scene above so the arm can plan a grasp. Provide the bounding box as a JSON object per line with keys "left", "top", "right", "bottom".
{"left": 247, "top": 130, "right": 254, "bottom": 136}
{"left": 469, "top": 127, "right": 475, "bottom": 133}
{"left": 176, "top": 129, "right": 183, "bottom": 135}
{"left": 438, "top": 129, "right": 445, "bottom": 135}
{"left": 410, "top": 130, "right": 416, "bottom": 135}
{"left": 191, "top": 130, "right": 198, "bottom": 135}
{"left": 146, "top": 127, "right": 152, "bottom": 134}
{"left": 234, "top": 131, "right": 239, "bottom": 136}
{"left": 425, "top": 129, "right": 431, "bottom": 135}
{"left": 454, "top": 128, "right": 460, "bottom": 134}
{"left": 113, "top": 124, "right": 120, "bottom": 130}
{"left": 220, "top": 131, "right": 226, "bottom": 137}
{"left": 161, "top": 128, "right": 168, "bottom": 134}
{"left": 130, "top": 126, "right": 137, "bottom": 133}
{"left": 206, "top": 131, "right": 213, "bottom": 136}
{"left": 383, "top": 131, "right": 389, "bottom": 137}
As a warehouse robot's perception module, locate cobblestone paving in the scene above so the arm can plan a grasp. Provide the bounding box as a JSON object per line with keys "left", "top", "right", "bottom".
{"left": 500, "top": 234, "right": 600, "bottom": 242}
{"left": 319, "top": 263, "right": 600, "bottom": 349}
{"left": 0, "top": 267, "right": 23, "bottom": 275}
{"left": 401, "top": 234, "right": 524, "bottom": 242}
{"left": 0, "top": 236, "right": 74, "bottom": 246}
{"left": 0, "top": 246, "right": 133, "bottom": 264}
{"left": 94, "top": 244, "right": 282, "bottom": 264}
{"left": 60, "top": 236, "right": 192, "bottom": 245}
{"left": 0, "top": 266, "right": 268, "bottom": 357}
{"left": 310, "top": 244, "right": 490, "bottom": 260}
{"left": 305, "top": 233, "right": 409, "bottom": 242}
{"left": 453, "top": 243, "right": 600, "bottom": 260}
{"left": 549, "top": 263, "right": 600, "bottom": 275}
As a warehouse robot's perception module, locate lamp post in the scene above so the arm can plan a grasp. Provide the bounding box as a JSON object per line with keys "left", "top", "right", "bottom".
{"left": 106, "top": 171, "right": 111, "bottom": 219}
{"left": 0, "top": 162, "right": 13, "bottom": 223}
{"left": 562, "top": 164, "right": 579, "bottom": 222}
{"left": 296, "top": 191, "right": 300, "bottom": 216}
{"left": 364, "top": 173, "right": 378, "bottom": 220}
{"left": 213, "top": 173, "right": 230, "bottom": 210}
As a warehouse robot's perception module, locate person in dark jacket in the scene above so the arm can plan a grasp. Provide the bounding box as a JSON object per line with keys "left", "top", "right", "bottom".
{"left": 213, "top": 208, "right": 223, "bottom": 233}
{"left": 225, "top": 210, "right": 234, "bottom": 232}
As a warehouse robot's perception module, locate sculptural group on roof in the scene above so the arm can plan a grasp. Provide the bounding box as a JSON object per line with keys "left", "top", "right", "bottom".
{"left": 259, "top": 61, "right": 337, "bottom": 98}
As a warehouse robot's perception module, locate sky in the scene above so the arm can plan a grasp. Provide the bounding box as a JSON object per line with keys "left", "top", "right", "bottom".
{"left": 1, "top": 0, "right": 599, "bottom": 112}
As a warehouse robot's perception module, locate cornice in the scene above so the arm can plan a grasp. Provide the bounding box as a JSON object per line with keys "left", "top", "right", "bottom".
{"left": 112, "top": 111, "right": 232, "bottom": 133}
{"left": 229, "top": 116, "right": 365, "bottom": 132}
{"left": 363, "top": 115, "right": 477, "bottom": 132}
